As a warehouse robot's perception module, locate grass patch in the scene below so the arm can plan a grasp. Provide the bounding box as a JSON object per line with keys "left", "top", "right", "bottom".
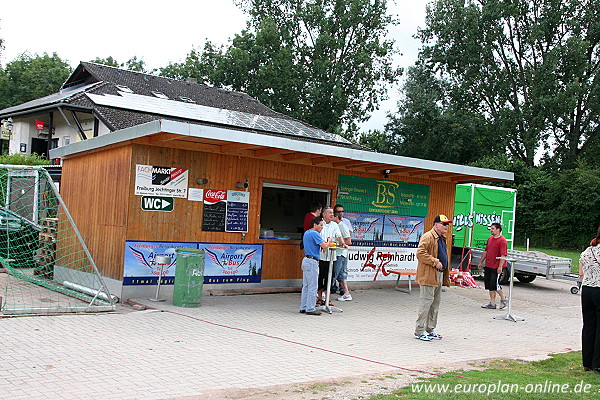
{"left": 370, "top": 351, "right": 599, "bottom": 399}
{"left": 514, "top": 246, "right": 581, "bottom": 274}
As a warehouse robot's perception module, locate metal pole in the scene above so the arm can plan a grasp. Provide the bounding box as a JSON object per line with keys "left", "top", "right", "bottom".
{"left": 495, "top": 257, "right": 524, "bottom": 322}
{"left": 149, "top": 264, "right": 165, "bottom": 302}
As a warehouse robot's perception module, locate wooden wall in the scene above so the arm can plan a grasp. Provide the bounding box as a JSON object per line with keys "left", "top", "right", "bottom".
{"left": 60, "top": 146, "right": 132, "bottom": 280}
{"left": 61, "top": 143, "right": 457, "bottom": 282}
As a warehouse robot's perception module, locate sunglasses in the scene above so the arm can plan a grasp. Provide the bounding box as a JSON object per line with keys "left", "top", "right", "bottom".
{"left": 441, "top": 222, "right": 449, "bottom": 226}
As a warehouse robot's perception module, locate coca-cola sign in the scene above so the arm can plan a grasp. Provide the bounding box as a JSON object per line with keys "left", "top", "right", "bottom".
{"left": 204, "top": 189, "right": 227, "bottom": 204}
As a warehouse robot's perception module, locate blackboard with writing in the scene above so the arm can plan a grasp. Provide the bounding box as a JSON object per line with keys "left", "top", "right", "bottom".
{"left": 202, "top": 201, "right": 226, "bottom": 232}
{"left": 226, "top": 202, "right": 248, "bottom": 232}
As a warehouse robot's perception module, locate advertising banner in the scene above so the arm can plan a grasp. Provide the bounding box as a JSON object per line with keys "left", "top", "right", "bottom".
{"left": 345, "top": 212, "right": 424, "bottom": 248}
{"left": 124, "top": 241, "right": 195, "bottom": 285}
{"left": 134, "top": 165, "right": 189, "bottom": 198}
{"left": 201, "top": 242, "right": 262, "bottom": 284}
{"left": 337, "top": 175, "right": 430, "bottom": 217}
{"left": 346, "top": 246, "right": 417, "bottom": 281}
{"left": 123, "top": 241, "right": 263, "bottom": 285}
{"left": 382, "top": 215, "right": 424, "bottom": 245}
{"left": 345, "top": 212, "right": 384, "bottom": 243}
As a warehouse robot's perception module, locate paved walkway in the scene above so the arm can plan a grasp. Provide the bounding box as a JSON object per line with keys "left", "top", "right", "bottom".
{"left": 0, "top": 277, "right": 582, "bottom": 399}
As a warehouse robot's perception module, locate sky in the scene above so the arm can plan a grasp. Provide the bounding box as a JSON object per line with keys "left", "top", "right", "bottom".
{"left": 0, "top": 0, "right": 430, "bottom": 132}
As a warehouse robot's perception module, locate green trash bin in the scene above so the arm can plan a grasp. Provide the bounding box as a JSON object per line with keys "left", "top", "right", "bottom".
{"left": 173, "top": 248, "right": 205, "bottom": 307}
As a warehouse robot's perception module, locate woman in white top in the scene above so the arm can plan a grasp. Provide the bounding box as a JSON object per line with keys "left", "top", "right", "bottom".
{"left": 580, "top": 226, "right": 600, "bottom": 373}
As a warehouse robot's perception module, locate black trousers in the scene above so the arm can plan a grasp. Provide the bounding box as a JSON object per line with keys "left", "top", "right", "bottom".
{"left": 318, "top": 260, "right": 329, "bottom": 291}
{"left": 581, "top": 285, "right": 600, "bottom": 370}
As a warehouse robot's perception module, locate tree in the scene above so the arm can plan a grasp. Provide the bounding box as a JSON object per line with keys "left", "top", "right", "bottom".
{"left": 417, "top": 0, "right": 600, "bottom": 167}
{"left": 0, "top": 52, "right": 72, "bottom": 110}
{"left": 161, "top": 0, "right": 401, "bottom": 133}
{"left": 90, "top": 56, "right": 148, "bottom": 72}
{"left": 381, "top": 63, "right": 498, "bottom": 163}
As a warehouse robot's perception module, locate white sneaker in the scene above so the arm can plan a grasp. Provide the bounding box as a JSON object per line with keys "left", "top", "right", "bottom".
{"left": 427, "top": 331, "right": 443, "bottom": 340}
{"left": 414, "top": 332, "right": 431, "bottom": 341}
{"left": 337, "top": 294, "right": 352, "bottom": 301}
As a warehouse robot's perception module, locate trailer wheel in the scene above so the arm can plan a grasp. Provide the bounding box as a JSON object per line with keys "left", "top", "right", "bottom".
{"left": 570, "top": 286, "right": 579, "bottom": 295}
{"left": 516, "top": 274, "right": 536, "bottom": 283}
{"left": 498, "top": 264, "right": 511, "bottom": 285}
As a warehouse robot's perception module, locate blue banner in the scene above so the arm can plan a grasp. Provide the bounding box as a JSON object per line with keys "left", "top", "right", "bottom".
{"left": 200, "top": 243, "right": 262, "bottom": 284}
{"left": 344, "top": 212, "right": 424, "bottom": 248}
{"left": 123, "top": 241, "right": 262, "bottom": 285}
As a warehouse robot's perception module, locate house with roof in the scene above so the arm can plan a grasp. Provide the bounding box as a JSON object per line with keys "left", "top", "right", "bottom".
{"left": 0, "top": 62, "right": 513, "bottom": 300}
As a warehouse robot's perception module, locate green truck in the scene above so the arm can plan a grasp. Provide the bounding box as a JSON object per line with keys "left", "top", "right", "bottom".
{"left": 452, "top": 183, "right": 571, "bottom": 284}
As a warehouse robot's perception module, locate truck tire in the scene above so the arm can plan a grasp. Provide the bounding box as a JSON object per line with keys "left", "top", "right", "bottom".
{"left": 498, "top": 264, "right": 511, "bottom": 285}
{"left": 516, "top": 274, "right": 536, "bottom": 283}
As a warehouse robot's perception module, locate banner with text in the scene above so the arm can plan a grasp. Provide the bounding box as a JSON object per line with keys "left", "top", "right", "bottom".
{"left": 345, "top": 212, "right": 424, "bottom": 248}
{"left": 135, "top": 165, "right": 189, "bottom": 198}
{"left": 346, "top": 246, "right": 418, "bottom": 281}
{"left": 200, "top": 242, "right": 262, "bottom": 284}
{"left": 124, "top": 240, "right": 195, "bottom": 285}
{"left": 337, "top": 175, "right": 430, "bottom": 217}
{"left": 123, "top": 241, "right": 262, "bottom": 285}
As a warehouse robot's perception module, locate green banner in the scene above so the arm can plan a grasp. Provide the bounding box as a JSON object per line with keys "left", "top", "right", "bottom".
{"left": 337, "top": 175, "right": 430, "bottom": 217}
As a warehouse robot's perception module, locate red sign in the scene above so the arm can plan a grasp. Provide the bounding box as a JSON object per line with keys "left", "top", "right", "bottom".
{"left": 204, "top": 189, "right": 227, "bottom": 204}
{"left": 35, "top": 120, "right": 45, "bottom": 130}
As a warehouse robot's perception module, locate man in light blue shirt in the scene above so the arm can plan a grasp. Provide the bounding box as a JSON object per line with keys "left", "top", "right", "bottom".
{"left": 300, "top": 217, "right": 330, "bottom": 315}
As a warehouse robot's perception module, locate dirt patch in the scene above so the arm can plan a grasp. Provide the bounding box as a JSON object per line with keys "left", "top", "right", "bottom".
{"left": 169, "top": 358, "right": 514, "bottom": 400}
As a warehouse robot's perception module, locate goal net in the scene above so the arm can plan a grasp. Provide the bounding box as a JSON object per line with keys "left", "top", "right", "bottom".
{"left": 0, "top": 165, "right": 115, "bottom": 315}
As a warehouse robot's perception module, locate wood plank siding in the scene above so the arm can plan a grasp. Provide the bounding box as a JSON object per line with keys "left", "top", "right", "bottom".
{"left": 60, "top": 146, "right": 132, "bottom": 280}
{"left": 60, "top": 143, "right": 456, "bottom": 282}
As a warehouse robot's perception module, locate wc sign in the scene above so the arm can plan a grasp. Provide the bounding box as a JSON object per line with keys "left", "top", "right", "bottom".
{"left": 141, "top": 196, "right": 174, "bottom": 212}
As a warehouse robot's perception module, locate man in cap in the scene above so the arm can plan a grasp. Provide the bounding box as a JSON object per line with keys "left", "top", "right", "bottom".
{"left": 414, "top": 214, "right": 452, "bottom": 341}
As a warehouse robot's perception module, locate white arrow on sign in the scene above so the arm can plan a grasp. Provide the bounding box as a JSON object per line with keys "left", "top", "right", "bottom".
{"left": 141, "top": 196, "right": 174, "bottom": 211}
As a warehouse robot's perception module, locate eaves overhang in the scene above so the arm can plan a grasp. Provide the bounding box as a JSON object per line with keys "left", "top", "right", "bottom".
{"left": 50, "top": 119, "right": 514, "bottom": 184}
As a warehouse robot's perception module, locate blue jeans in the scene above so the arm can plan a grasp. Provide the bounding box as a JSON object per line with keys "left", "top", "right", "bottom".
{"left": 300, "top": 258, "right": 319, "bottom": 312}
{"left": 333, "top": 255, "right": 348, "bottom": 284}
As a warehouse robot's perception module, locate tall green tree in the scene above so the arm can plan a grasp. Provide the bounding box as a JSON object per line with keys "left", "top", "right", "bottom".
{"left": 0, "top": 52, "right": 72, "bottom": 110}
{"left": 381, "top": 63, "right": 498, "bottom": 163}
{"left": 90, "top": 56, "right": 148, "bottom": 72}
{"left": 161, "top": 0, "right": 401, "bottom": 133}
{"left": 417, "top": 0, "right": 600, "bottom": 167}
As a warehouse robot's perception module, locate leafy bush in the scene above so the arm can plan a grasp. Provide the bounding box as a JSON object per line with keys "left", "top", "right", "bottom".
{"left": 0, "top": 153, "right": 50, "bottom": 166}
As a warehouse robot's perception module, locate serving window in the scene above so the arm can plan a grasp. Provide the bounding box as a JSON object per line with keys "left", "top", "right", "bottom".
{"left": 259, "top": 183, "right": 330, "bottom": 240}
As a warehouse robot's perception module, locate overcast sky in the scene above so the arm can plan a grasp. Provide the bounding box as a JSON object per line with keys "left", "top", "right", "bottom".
{"left": 0, "top": 0, "right": 429, "bottom": 132}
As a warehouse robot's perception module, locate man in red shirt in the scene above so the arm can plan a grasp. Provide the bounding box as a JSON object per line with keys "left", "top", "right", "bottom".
{"left": 478, "top": 223, "right": 508, "bottom": 309}
{"left": 303, "top": 201, "right": 323, "bottom": 232}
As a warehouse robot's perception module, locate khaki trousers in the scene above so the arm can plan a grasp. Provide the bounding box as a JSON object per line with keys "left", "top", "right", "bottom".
{"left": 415, "top": 270, "right": 443, "bottom": 335}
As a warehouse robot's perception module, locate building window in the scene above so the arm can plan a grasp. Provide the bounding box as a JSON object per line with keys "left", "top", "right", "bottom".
{"left": 63, "top": 137, "right": 71, "bottom": 146}
{"left": 259, "top": 183, "right": 329, "bottom": 240}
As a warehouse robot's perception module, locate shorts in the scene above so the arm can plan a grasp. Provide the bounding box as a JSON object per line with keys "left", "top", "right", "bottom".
{"left": 483, "top": 267, "right": 502, "bottom": 291}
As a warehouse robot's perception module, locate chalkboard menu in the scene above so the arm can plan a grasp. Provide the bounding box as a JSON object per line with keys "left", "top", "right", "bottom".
{"left": 226, "top": 202, "right": 248, "bottom": 232}
{"left": 202, "top": 190, "right": 227, "bottom": 232}
{"left": 226, "top": 190, "right": 249, "bottom": 233}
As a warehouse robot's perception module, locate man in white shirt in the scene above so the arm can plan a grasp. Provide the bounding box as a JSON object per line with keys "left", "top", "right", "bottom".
{"left": 333, "top": 210, "right": 352, "bottom": 301}
{"left": 334, "top": 204, "right": 353, "bottom": 234}
{"left": 317, "top": 207, "right": 347, "bottom": 305}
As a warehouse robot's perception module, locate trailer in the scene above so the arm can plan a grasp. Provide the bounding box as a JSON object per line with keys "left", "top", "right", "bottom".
{"left": 452, "top": 184, "right": 572, "bottom": 284}
{"left": 467, "top": 248, "right": 572, "bottom": 284}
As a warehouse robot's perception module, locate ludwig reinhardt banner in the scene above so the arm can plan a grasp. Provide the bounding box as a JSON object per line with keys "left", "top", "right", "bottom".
{"left": 346, "top": 246, "right": 417, "bottom": 281}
